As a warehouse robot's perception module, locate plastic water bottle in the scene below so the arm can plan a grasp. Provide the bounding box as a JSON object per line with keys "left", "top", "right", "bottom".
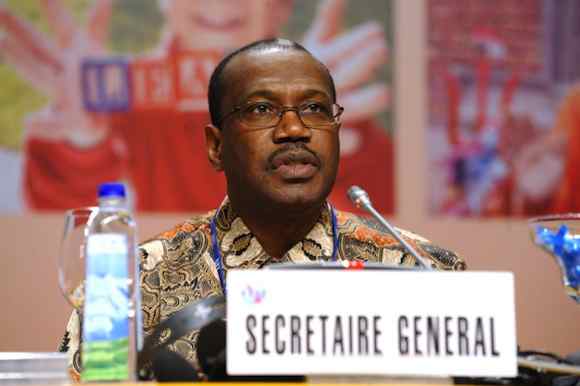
{"left": 81, "top": 182, "right": 142, "bottom": 381}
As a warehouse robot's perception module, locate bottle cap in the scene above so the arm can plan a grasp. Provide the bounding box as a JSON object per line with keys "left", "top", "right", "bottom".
{"left": 98, "top": 182, "right": 126, "bottom": 198}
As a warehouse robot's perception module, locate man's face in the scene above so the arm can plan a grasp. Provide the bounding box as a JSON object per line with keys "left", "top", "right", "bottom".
{"left": 164, "top": 0, "right": 292, "bottom": 51}
{"left": 217, "top": 49, "right": 340, "bottom": 209}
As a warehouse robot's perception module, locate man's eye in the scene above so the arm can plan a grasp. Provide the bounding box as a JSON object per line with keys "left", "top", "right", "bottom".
{"left": 302, "top": 102, "right": 330, "bottom": 114}
{"left": 247, "top": 103, "right": 274, "bottom": 114}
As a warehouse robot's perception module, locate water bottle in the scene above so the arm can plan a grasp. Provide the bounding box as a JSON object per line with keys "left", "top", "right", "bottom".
{"left": 81, "top": 182, "right": 142, "bottom": 381}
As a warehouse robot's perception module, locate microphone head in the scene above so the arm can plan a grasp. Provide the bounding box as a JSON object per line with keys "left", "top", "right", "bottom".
{"left": 347, "top": 185, "right": 371, "bottom": 208}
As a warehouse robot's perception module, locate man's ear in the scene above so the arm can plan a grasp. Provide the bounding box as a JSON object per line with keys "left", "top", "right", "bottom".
{"left": 205, "top": 124, "right": 224, "bottom": 171}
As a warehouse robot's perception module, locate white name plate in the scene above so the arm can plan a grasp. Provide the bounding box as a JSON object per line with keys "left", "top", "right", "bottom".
{"left": 227, "top": 270, "right": 517, "bottom": 377}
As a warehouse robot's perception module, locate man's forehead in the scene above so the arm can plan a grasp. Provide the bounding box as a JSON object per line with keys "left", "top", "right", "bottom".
{"left": 221, "top": 49, "right": 332, "bottom": 99}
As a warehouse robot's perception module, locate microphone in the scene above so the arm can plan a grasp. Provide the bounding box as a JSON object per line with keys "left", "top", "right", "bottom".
{"left": 347, "top": 185, "right": 433, "bottom": 270}
{"left": 140, "top": 296, "right": 226, "bottom": 381}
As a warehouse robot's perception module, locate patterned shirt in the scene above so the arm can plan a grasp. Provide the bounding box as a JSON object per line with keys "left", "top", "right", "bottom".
{"left": 59, "top": 199, "right": 465, "bottom": 380}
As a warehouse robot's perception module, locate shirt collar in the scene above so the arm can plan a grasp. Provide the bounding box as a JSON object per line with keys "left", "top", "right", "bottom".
{"left": 212, "top": 198, "right": 335, "bottom": 269}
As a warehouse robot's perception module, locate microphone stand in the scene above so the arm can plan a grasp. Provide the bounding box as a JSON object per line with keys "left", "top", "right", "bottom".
{"left": 347, "top": 185, "right": 433, "bottom": 270}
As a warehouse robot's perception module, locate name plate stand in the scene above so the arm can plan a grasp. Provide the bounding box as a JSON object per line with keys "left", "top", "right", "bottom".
{"left": 227, "top": 270, "right": 517, "bottom": 378}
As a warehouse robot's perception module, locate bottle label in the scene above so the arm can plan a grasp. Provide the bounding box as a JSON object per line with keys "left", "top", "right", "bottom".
{"left": 82, "top": 234, "right": 130, "bottom": 381}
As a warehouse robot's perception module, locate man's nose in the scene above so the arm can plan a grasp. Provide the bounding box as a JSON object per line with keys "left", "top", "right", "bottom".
{"left": 272, "top": 110, "right": 312, "bottom": 143}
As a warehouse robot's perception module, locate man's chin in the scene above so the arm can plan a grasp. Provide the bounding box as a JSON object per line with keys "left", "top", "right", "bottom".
{"left": 266, "top": 184, "right": 330, "bottom": 211}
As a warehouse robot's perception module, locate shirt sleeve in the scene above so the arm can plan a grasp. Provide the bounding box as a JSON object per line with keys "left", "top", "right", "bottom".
{"left": 57, "top": 310, "right": 82, "bottom": 382}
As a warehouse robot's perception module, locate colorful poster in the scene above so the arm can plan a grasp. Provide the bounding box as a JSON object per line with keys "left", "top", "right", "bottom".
{"left": 0, "top": 0, "right": 393, "bottom": 213}
{"left": 428, "top": 0, "right": 580, "bottom": 216}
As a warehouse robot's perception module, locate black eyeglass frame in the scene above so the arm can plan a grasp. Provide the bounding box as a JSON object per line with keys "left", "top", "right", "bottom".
{"left": 216, "top": 101, "right": 344, "bottom": 130}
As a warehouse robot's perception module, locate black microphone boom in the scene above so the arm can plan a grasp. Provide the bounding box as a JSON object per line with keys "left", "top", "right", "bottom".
{"left": 347, "top": 185, "right": 433, "bottom": 270}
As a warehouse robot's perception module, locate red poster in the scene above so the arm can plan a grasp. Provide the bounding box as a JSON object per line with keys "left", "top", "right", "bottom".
{"left": 0, "top": 0, "right": 393, "bottom": 213}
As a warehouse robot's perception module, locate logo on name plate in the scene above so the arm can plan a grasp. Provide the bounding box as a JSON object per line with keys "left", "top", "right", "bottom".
{"left": 241, "top": 285, "right": 266, "bottom": 305}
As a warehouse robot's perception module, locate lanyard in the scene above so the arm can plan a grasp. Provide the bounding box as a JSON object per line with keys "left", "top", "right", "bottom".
{"left": 210, "top": 204, "right": 339, "bottom": 295}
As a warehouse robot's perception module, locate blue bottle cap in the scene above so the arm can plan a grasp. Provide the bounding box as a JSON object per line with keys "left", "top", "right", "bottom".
{"left": 98, "top": 182, "right": 126, "bottom": 198}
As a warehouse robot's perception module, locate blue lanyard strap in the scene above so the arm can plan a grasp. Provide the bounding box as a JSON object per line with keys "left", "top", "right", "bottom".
{"left": 210, "top": 204, "right": 339, "bottom": 295}
{"left": 210, "top": 215, "right": 226, "bottom": 295}
{"left": 329, "top": 204, "right": 339, "bottom": 262}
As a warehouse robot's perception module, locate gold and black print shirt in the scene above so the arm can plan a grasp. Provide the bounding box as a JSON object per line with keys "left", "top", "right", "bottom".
{"left": 59, "top": 199, "right": 465, "bottom": 380}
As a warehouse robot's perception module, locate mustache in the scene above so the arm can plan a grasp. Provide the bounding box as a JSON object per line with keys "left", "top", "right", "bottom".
{"left": 267, "top": 143, "right": 321, "bottom": 170}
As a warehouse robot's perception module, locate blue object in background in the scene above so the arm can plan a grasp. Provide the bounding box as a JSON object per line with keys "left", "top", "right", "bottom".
{"left": 534, "top": 224, "right": 580, "bottom": 303}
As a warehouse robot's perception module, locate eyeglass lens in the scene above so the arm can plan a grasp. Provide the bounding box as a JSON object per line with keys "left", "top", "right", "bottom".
{"left": 240, "top": 102, "right": 340, "bottom": 128}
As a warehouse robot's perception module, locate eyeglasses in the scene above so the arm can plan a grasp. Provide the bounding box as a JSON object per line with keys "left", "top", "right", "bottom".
{"left": 218, "top": 101, "right": 344, "bottom": 130}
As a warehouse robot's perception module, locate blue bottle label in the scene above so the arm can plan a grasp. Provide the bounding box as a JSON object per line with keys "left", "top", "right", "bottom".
{"left": 82, "top": 234, "right": 130, "bottom": 381}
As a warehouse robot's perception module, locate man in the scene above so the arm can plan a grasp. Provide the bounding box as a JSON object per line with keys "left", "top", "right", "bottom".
{"left": 59, "top": 39, "right": 464, "bottom": 380}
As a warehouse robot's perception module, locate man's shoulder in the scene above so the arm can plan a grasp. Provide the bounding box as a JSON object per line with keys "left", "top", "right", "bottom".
{"left": 335, "top": 210, "right": 429, "bottom": 244}
{"left": 335, "top": 210, "right": 466, "bottom": 270}
{"left": 139, "top": 211, "right": 214, "bottom": 270}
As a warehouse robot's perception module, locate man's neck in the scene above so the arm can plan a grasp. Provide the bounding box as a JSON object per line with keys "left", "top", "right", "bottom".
{"left": 228, "top": 197, "right": 325, "bottom": 259}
